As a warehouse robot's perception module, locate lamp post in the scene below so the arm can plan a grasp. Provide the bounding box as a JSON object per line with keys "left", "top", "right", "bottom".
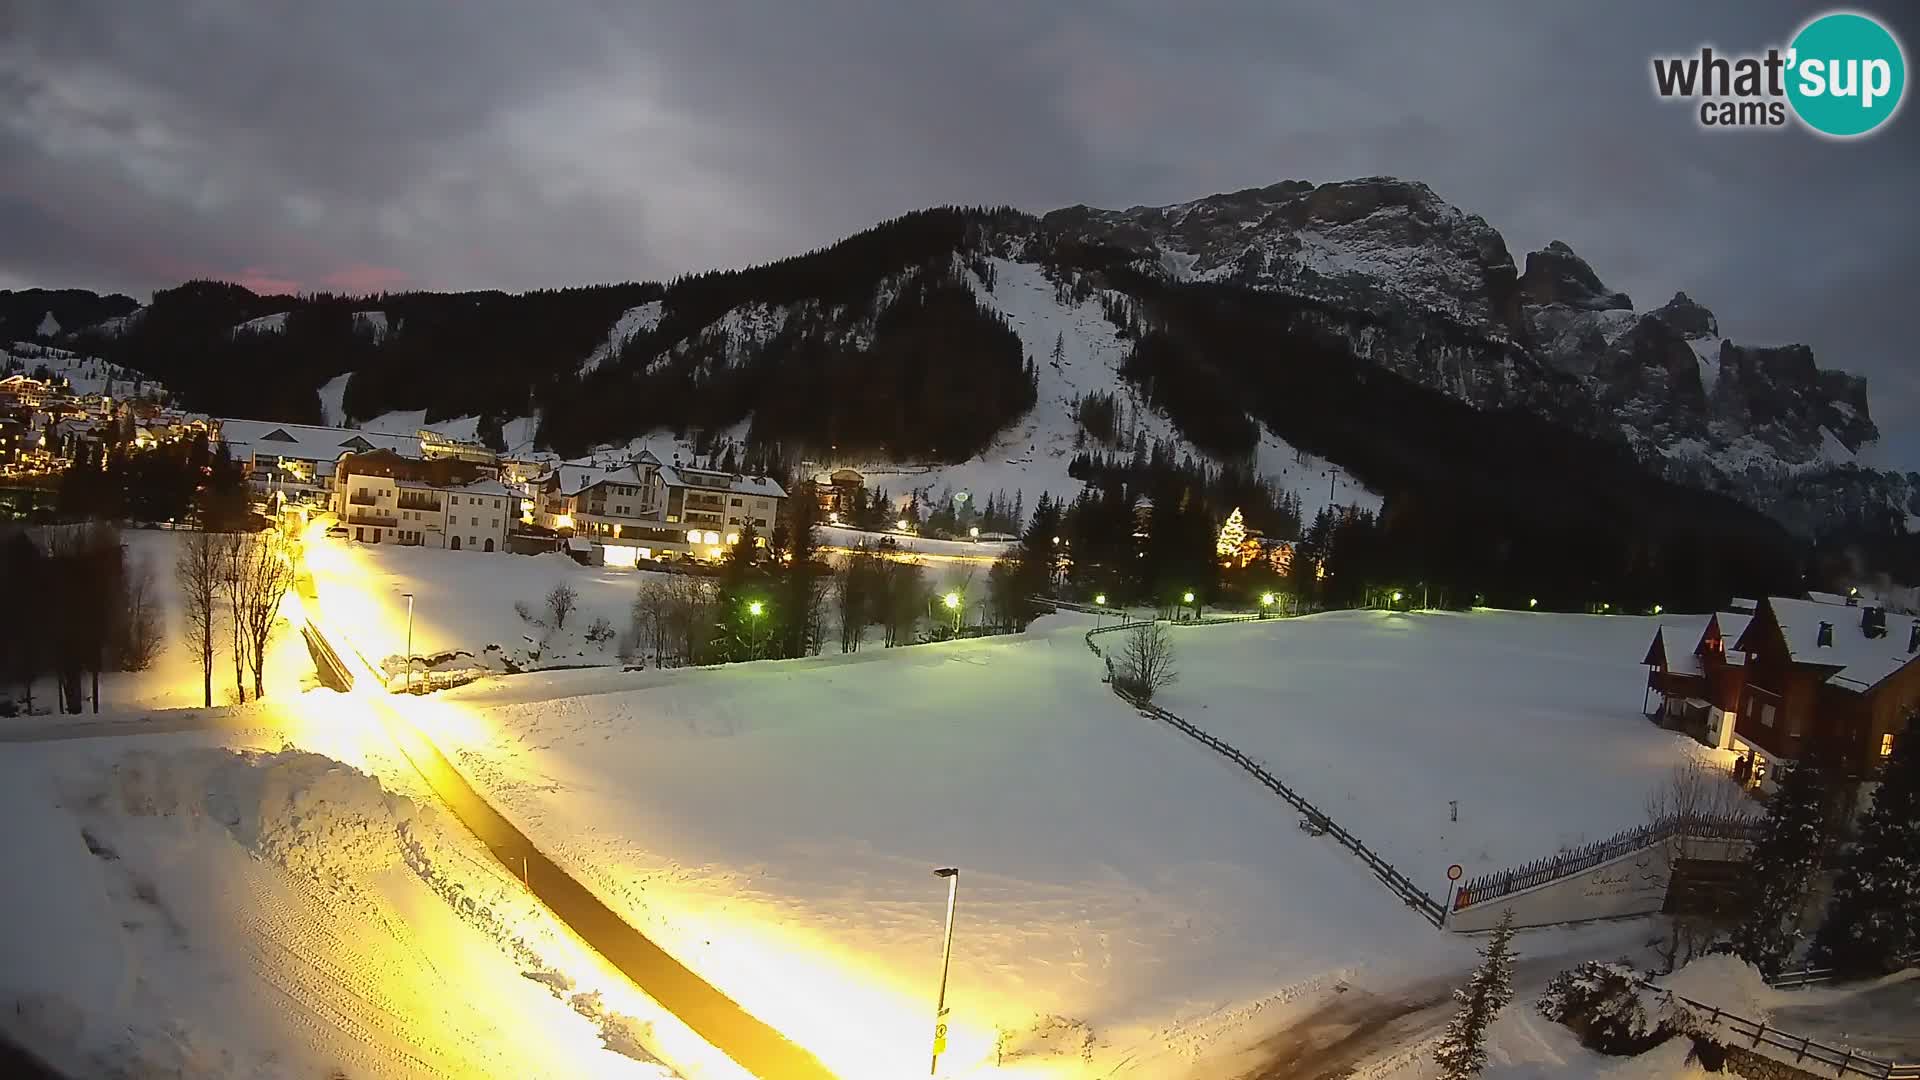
{"left": 1182, "top": 590, "right": 1197, "bottom": 621}
{"left": 747, "top": 599, "right": 765, "bottom": 659}
{"left": 1260, "top": 591, "right": 1275, "bottom": 618}
{"left": 930, "top": 867, "right": 960, "bottom": 1076}
{"left": 942, "top": 591, "right": 962, "bottom": 636}
{"left": 402, "top": 591, "right": 415, "bottom": 693}
{"left": 1093, "top": 593, "right": 1106, "bottom": 627}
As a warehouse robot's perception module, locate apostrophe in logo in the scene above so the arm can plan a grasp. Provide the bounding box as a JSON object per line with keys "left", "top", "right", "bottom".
{"left": 1650, "top": 9, "right": 1906, "bottom": 138}
{"left": 1787, "top": 12, "right": 1905, "bottom": 137}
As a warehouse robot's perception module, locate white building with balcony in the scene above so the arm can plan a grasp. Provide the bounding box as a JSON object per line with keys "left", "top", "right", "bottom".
{"left": 531, "top": 451, "right": 785, "bottom": 563}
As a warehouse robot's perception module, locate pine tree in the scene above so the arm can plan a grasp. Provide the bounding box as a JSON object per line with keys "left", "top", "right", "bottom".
{"left": 1812, "top": 716, "right": 1919, "bottom": 975}
{"left": 1050, "top": 331, "right": 1066, "bottom": 368}
{"left": 1730, "top": 741, "right": 1841, "bottom": 975}
{"left": 1216, "top": 506, "right": 1247, "bottom": 562}
{"left": 1434, "top": 910, "right": 1518, "bottom": 1079}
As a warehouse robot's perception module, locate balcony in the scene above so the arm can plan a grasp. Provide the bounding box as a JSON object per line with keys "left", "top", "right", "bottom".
{"left": 348, "top": 491, "right": 380, "bottom": 506}
{"left": 397, "top": 495, "right": 442, "bottom": 512}
{"left": 347, "top": 511, "right": 397, "bottom": 528}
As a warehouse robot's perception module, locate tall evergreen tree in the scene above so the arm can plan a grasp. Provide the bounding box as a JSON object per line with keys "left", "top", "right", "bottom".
{"left": 779, "top": 490, "right": 821, "bottom": 659}
{"left": 1812, "top": 716, "right": 1919, "bottom": 975}
{"left": 1434, "top": 910, "right": 1517, "bottom": 1079}
{"left": 1730, "top": 740, "right": 1842, "bottom": 974}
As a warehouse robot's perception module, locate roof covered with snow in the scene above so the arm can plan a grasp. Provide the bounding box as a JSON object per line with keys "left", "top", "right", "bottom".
{"left": 1745, "top": 596, "right": 1920, "bottom": 694}
{"left": 216, "top": 418, "right": 422, "bottom": 462}
{"left": 657, "top": 462, "right": 786, "bottom": 500}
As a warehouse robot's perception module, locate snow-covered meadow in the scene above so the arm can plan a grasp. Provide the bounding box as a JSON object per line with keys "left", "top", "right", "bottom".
{"left": 1157, "top": 610, "right": 1731, "bottom": 879}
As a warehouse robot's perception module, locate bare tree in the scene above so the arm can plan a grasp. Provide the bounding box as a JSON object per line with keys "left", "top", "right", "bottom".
{"left": 1115, "top": 621, "right": 1178, "bottom": 701}
{"left": 216, "top": 532, "right": 248, "bottom": 702}
{"left": 115, "top": 554, "right": 164, "bottom": 672}
{"left": 546, "top": 582, "right": 579, "bottom": 630}
{"left": 43, "top": 522, "right": 125, "bottom": 713}
{"left": 881, "top": 559, "right": 926, "bottom": 647}
{"left": 1645, "top": 757, "right": 1751, "bottom": 972}
{"left": 630, "top": 579, "right": 666, "bottom": 667}
{"left": 237, "top": 531, "right": 295, "bottom": 700}
{"left": 175, "top": 530, "right": 222, "bottom": 708}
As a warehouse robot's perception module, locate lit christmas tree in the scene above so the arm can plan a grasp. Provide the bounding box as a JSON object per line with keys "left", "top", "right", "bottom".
{"left": 1216, "top": 507, "right": 1246, "bottom": 562}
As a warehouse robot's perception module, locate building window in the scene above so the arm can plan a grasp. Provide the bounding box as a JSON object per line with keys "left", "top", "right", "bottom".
{"left": 1760, "top": 703, "right": 1776, "bottom": 728}
{"left": 731, "top": 497, "right": 742, "bottom": 507}
{"left": 450, "top": 496, "right": 458, "bottom": 505}
{"left": 1884, "top": 733, "right": 1897, "bottom": 757}
{"left": 471, "top": 516, "right": 479, "bottom": 526}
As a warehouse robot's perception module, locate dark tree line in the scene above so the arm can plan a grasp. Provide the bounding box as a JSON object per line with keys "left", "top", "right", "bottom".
{"left": 57, "top": 430, "right": 251, "bottom": 530}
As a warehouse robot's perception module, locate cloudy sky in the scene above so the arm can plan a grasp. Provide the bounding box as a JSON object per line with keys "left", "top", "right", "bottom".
{"left": 3, "top": 2, "right": 1917, "bottom": 463}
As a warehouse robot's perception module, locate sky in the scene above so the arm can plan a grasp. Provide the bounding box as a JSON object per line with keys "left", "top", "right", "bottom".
{"left": 2, "top": 1, "right": 1917, "bottom": 466}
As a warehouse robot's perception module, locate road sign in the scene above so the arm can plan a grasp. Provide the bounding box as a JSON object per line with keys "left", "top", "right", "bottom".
{"left": 1447, "top": 864, "right": 1463, "bottom": 881}
{"left": 932, "top": 1023, "right": 947, "bottom": 1054}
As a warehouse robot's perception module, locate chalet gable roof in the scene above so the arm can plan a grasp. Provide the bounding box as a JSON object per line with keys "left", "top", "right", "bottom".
{"left": 1735, "top": 596, "right": 1920, "bottom": 695}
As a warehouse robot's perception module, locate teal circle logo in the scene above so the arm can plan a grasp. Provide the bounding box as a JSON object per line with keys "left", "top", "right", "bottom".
{"left": 1787, "top": 12, "right": 1906, "bottom": 137}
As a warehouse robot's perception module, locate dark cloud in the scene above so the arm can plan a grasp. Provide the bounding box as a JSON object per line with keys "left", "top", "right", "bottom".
{"left": 2, "top": 1, "right": 1916, "bottom": 463}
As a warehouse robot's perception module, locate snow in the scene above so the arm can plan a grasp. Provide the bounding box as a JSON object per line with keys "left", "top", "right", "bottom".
{"left": 1817, "top": 426, "right": 1857, "bottom": 465}
{"left": 1155, "top": 611, "right": 1729, "bottom": 876}
{"left": 232, "top": 311, "right": 290, "bottom": 335}
{"left": 582, "top": 300, "right": 663, "bottom": 375}
{"left": 1686, "top": 337, "right": 1722, "bottom": 396}
{"left": 353, "top": 309, "right": 390, "bottom": 342}
{"left": 318, "top": 371, "right": 352, "bottom": 426}
{"left": 35, "top": 310, "right": 59, "bottom": 337}
{"left": 845, "top": 257, "right": 1379, "bottom": 525}
{"left": 817, "top": 524, "right": 1015, "bottom": 560}
{"left": 417, "top": 616, "right": 1478, "bottom": 1076}
{"left": 0, "top": 736, "right": 686, "bottom": 1079}
{"left": 304, "top": 538, "right": 646, "bottom": 680}
{"left": 349, "top": 408, "right": 540, "bottom": 455}
{"left": 2, "top": 341, "right": 163, "bottom": 398}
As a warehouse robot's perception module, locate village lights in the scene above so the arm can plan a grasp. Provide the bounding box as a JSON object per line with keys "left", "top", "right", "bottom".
{"left": 897, "top": 518, "right": 910, "bottom": 532}
{"left": 725, "top": 532, "right": 739, "bottom": 546}
{"left": 687, "top": 529, "right": 701, "bottom": 544}
{"left": 1182, "top": 591, "right": 1195, "bottom": 604}
{"left": 1529, "top": 598, "right": 1538, "bottom": 608}
{"left": 1094, "top": 594, "right": 1107, "bottom": 605}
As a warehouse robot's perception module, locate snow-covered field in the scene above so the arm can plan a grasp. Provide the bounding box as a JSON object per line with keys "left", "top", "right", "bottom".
{"left": 304, "top": 539, "right": 642, "bottom": 681}
{"left": 0, "top": 715, "right": 721, "bottom": 1079}
{"left": 1158, "top": 611, "right": 1727, "bottom": 880}
{"left": 418, "top": 619, "right": 1473, "bottom": 1075}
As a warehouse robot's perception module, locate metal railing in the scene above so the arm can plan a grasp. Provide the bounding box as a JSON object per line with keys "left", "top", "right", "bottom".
{"left": 346, "top": 511, "right": 397, "bottom": 527}
{"left": 1079, "top": 612, "right": 1447, "bottom": 927}
{"left": 1642, "top": 980, "right": 1917, "bottom": 1078}
{"left": 1769, "top": 953, "right": 1920, "bottom": 991}
{"left": 1454, "top": 813, "right": 1764, "bottom": 912}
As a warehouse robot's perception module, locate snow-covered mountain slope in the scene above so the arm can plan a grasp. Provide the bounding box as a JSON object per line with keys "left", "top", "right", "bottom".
{"left": 231, "top": 311, "right": 290, "bottom": 336}
{"left": 580, "top": 300, "right": 661, "bottom": 375}
{"left": 2, "top": 341, "right": 165, "bottom": 399}
{"left": 853, "top": 257, "right": 1374, "bottom": 519}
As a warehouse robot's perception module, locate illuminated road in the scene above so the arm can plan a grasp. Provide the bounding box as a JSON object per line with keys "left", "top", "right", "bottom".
{"left": 298, "top": 588, "right": 839, "bottom": 1080}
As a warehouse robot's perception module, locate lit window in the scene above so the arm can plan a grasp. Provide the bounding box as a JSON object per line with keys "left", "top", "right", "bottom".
{"left": 703, "top": 530, "right": 719, "bottom": 545}
{"left": 687, "top": 529, "right": 701, "bottom": 544}
{"left": 1885, "top": 733, "right": 1897, "bottom": 757}
{"left": 725, "top": 532, "right": 739, "bottom": 545}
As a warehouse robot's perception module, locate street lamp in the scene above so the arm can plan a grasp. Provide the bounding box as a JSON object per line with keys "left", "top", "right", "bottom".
{"left": 1529, "top": 597, "right": 1538, "bottom": 609}
{"left": 1260, "top": 591, "right": 1275, "bottom": 617}
{"left": 943, "top": 591, "right": 962, "bottom": 635}
{"left": 747, "top": 599, "right": 765, "bottom": 658}
{"left": 1182, "top": 591, "right": 1195, "bottom": 604}
{"left": 402, "top": 592, "right": 415, "bottom": 693}
{"left": 929, "top": 867, "right": 960, "bottom": 1076}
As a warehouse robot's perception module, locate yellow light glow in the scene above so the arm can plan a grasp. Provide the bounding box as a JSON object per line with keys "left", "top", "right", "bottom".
{"left": 603, "top": 545, "right": 639, "bottom": 569}
{"left": 687, "top": 529, "right": 702, "bottom": 544}
{"left": 896, "top": 519, "right": 909, "bottom": 532}
{"left": 703, "top": 530, "right": 720, "bottom": 545}
{"left": 725, "top": 532, "right": 740, "bottom": 546}
{"left": 1392, "top": 591, "right": 1402, "bottom": 603}
{"left": 1182, "top": 591, "right": 1195, "bottom": 604}
{"left": 1094, "top": 594, "right": 1106, "bottom": 605}
{"left": 942, "top": 592, "right": 960, "bottom": 610}
{"left": 748, "top": 600, "right": 764, "bottom": 616}
{"left": 1260, "top": 592, "right": 1275, "bottom": 607}
{"left": 553, "top": 514, "right": 574, "bottom": 531}
{"left": 1529, "top": 598, "right": 1538, "bottom": 608}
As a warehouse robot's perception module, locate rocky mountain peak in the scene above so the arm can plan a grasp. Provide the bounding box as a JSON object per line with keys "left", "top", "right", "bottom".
{"left": 1649, "top": 291, "right": 1718, "bottom": 338}
{"left": 1518, "top": 240, "right": 1631, "bottom": 311}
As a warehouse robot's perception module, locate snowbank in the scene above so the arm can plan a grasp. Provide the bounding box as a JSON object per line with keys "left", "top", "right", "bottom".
{"left": 0, "top": 740, "right": 681, "bottom": 1079}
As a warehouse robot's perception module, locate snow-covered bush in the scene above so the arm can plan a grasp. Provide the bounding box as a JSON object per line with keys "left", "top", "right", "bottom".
{"left": 1537, "top": 960, "right": 1664, "bottom": 1055}
{"left": 585, "top": 616, "right": 615, "bottom": 648}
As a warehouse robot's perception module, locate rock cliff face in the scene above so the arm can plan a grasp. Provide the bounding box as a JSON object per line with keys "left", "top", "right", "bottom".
{"left": 1046, "top": 177, "right": 1908, "bottom": 534}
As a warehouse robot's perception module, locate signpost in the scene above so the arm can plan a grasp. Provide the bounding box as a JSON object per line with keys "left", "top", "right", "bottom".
{"left": 930, "top": 867, "right": 959, "bottom": 1075}
{"left": 1443, "top": 863, "right": 1464, "bottom": 926}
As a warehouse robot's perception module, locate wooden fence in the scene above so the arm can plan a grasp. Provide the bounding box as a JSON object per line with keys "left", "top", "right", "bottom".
{"left": 1453, "top": 813, "right": 1765, "bottom": 912}
{"left": 1082, "top": 616, "right": 1448, "bottom": 927}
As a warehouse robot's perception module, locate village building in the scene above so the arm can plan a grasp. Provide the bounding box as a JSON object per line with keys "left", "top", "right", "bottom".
{"left": 1644, "top": 593, "right": 1919, "bottom": 782}
{"left": 332, "top": 449, "right": 511, "bottom": 552}
{"left": 809, "top": 467, "right": 866, "bottom": 520}
{"left": 531, "top": 451, "right": 786, "bottom": 564}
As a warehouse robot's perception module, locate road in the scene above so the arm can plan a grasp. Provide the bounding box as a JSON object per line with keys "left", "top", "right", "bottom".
{"left": 299, "top": 587, "right": 839, "bottom": 1080}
